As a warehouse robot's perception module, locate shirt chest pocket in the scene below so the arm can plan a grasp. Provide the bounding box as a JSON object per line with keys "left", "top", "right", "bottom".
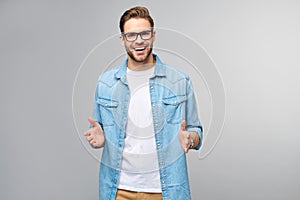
{"left": 162, "top": 95, "right": 186, "bottom": 124}
{"left": 97, "top": 98, "right": 119, "bottom": 126}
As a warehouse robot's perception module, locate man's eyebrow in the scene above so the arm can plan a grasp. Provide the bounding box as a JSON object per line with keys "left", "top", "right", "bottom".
{"left": 124, "top": 28, "right": 153, "bottom": 33}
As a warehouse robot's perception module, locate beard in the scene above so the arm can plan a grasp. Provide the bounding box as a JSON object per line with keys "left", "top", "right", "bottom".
{"left": 126, "top": 45, "right": 153, "bottom": 63}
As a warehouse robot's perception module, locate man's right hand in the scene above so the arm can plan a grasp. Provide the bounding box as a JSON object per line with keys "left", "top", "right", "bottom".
{"left": 83, "top": 117, "right": 105, "bottom": 148}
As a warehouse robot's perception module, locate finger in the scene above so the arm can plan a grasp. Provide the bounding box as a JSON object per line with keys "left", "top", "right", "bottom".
{"left": 93, "top": 140, "right": 98, "bottom": 146}
{"left": 83, "top": 130, "right": 91, "bottom": 136}
{"left": 185, "top": 148, "right": 189, "bottom": 153}
{"left": 185, "top": 139, "right": 190, "bottom": 153}
{"left": 183, "top": 142, "right": 188, "bottom": 153}
{"left": 185, "top": 138, "right": 190, "bottom": 146}
{"left": 180, "top": 120, "right": 186, "bottom": 131}
{"left": 87, "top": 135, "right": 93, "bottom": 142}
{"left": 186, "top": 132, "right": 190, "bottom": 140}
{"left": 89, "top": 139, "right": 95, "bottom": 145}
{"left": 88, "top": 117, "right": 98, "bottom": 127}
{"left": 90, "top": 139, "right": 98, "bottom": 147}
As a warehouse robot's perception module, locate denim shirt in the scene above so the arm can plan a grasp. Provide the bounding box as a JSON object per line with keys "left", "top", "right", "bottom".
{"left": 93, "top": 55, "right": 203, "bottom": 200}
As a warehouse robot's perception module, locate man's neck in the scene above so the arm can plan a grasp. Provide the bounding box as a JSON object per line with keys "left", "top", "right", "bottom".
{"left": 127, "top": 54, "right": 155, "bottom": 71}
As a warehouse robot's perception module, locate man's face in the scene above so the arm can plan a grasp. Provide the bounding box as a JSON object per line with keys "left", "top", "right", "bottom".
{"left": 120, "top": 18, "right": 156, "bottom": 63}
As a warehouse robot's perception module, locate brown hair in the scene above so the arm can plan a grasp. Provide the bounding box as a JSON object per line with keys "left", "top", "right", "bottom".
{"left": 119, "top": 6, "right": 154, "bottom": 33}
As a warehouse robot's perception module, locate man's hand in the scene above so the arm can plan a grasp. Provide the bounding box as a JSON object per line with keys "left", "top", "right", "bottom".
{"left": 178, "top": 120, "right": 191, "bottom": 153}
{"left": 83, "top": 117, "right": 105, "bottom": 148}
{"left": 178, "top": 120, "right": 200, "bottom": 153}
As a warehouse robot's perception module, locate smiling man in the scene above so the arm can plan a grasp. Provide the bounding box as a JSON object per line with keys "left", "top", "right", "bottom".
{"left": 84, "top": 6, "right": 203, "bottom": 200}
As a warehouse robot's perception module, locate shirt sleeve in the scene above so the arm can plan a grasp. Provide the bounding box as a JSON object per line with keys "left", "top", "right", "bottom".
{"left": 91, "top": 83, "right": 103, "bottom": 128}
{"left": 185, "top": 77, "right": 203, "bottom": 150}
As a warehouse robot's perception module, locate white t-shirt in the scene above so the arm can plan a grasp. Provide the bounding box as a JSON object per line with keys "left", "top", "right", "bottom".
{"left": 118, "top": 67, "right": 162, "bottom": 193}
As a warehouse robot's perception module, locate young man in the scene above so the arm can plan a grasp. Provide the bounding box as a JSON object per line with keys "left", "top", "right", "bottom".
{"left": 84, "top": 6, "right": 203, "bottom": 200}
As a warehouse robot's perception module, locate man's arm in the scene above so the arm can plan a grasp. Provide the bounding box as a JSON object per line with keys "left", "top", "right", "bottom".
{"left": 178, "top": 77, "right": 203, "bottom": 153}
{"left": 83, "top": 83, "right": 105, "bottom": 148}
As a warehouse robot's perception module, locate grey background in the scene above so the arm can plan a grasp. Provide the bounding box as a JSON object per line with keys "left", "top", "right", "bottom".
{"left": 1, "top": 0, "right": 299, "bottom": 199}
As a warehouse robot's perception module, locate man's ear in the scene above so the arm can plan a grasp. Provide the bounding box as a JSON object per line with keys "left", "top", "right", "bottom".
{"left": 119, "top": 35, "right": 125, "bottom": 46}
{"left": 152, "top": 30, "right": 156, "bottom": 42}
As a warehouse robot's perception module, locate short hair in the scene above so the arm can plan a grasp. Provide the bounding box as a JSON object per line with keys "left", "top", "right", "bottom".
{"left": 119, "top": 6, "right": 154, "bottom": 33}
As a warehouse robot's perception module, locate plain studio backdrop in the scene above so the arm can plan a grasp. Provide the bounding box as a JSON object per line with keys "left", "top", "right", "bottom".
{"left": 1, "top": 0, "right": 299, "bottom": 199}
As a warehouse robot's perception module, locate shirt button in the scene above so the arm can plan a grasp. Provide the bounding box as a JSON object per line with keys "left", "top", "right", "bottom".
{"left": 157, "top": 143, "right": 160, "bottom": 146}
{"left": 162, "top": 180, "right": 165, "bottom": 184}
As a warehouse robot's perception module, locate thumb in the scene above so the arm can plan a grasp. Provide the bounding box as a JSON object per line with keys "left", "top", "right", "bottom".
{"left": 180, "top": 120, "right": 186, "bottom": 131}
{"left": 88, "top": 117, "right": 98, "bottom": 127}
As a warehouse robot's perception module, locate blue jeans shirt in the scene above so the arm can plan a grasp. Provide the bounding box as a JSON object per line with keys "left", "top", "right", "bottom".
{"left": 93, "top": 55, "right": 203, "bottom": 200}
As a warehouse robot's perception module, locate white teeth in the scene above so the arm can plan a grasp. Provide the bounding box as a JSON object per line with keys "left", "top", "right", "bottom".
{"left": 135, "top": 47, "right": 145, "bottom": 51}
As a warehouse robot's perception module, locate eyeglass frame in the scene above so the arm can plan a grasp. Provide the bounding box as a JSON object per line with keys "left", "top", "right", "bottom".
{"left": 122, "top": 29, "right": 154, "bottom": 42}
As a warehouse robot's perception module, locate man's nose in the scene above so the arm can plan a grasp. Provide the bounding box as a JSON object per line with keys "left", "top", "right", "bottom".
{"left": 135, "top": 34, "right": 143, "bottom": 43}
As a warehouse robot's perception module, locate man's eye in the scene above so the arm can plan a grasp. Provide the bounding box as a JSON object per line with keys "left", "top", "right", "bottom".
{"left": 141, "top": 31, "right": 151, "bottom": 36}
{"left": 127, "top": 33, "right": 137, "bottom": 38}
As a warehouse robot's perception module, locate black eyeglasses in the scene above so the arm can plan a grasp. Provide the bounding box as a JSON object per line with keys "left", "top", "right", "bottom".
{"left": 122, "top": 30, "right": 153, "bottom": 42}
